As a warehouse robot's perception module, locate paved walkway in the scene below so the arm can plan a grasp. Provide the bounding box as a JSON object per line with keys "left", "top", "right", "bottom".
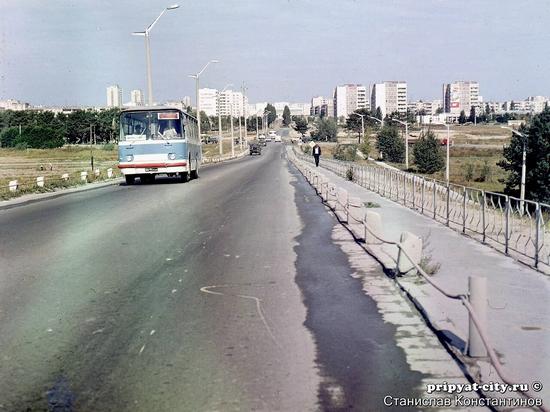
{"left": 296, "top": 152, "right": 550, "bottom": 406}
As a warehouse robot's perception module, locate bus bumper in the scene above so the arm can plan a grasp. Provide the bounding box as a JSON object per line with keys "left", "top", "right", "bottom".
{"left": 118, "top": 162, "right": 188, "bottom": 175}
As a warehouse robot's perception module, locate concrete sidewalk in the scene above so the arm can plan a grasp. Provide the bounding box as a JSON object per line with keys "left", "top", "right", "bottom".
{"left": 301, "top": 155, "right": 550, "bottom": 406}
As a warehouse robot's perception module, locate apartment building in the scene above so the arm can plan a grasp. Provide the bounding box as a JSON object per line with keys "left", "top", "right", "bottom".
{"left": 106, "top": 85, "right": 123, "bottom": 108}
{"left": 333, "top": 84, "right": 369, "bottom": 119}
{"left": 370, "top": 81, "right": 408, "bottom": 117}
{"left": 442, "top": 81, "right": 479, "bottom": 114}
{"left": 310, "top": 96, "right": 334, "bottom": 117}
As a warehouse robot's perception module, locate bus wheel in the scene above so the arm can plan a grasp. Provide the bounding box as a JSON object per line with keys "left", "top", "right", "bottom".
{"left": 190, "top": 160, "right": 199, "bottom": 179}
{"left": 179, "top": 172, "right": 190, "bottom": 183}
{"left": 125, "top": 175, "right": 135, "bottom": 185}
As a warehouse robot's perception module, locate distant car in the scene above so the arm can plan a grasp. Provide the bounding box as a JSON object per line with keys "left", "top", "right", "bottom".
{"left": 268, "top": 130, "right": 277, "bottom": 137}
{"left": 249, "top": 142, "right": 262, "bottom": 155}
{"left": 258, "top": 135, "right": 267, "bottom": 146}
{"left": 274, "top": 135, "right": 282, "bottom": 142}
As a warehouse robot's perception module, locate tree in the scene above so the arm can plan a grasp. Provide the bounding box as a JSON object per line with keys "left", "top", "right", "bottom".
{"left": 435, "top": 107, "right": 444, "bottom": 115}
{"left": 200, "top": 111, "right": 211, "bottom": 133}
{"left": 282, "top": 105, "right": 291, "bottom": 126}
{"left": 458, "top": 110, "right": 467, "bottom": 124}
{"left": 312, "top": 118, "right": 338, "bottom": 142}
{"left": 469, "top": 106, "right": 476, "bottom": 123}
{"left": 265, "top": 103, "right": 277, "bottom": 126}
{"left": 375, "top": 106, "right": 383, "bottom": 121}
{"left": 376, "top": 125, "right": 405, "bottom": 163}
{"left": 293, "top": 117, "right": 308, "bottom": 138}
{"left": 0, "top": 127, "right": 20, "bottom": 147}
{"left": 413, "top": 130, "right": 444, "bottom": 173}
{"left": 498, "top": 108, "right": 550, "bottom": 202}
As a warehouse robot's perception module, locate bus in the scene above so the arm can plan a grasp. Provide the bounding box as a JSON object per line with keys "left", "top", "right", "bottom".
{"left": 118, "top": 107, "right": 201, "bottom": 184}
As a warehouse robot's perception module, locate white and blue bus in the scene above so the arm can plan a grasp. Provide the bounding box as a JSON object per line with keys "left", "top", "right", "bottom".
{"left": 118, "top": 107, "right": 201, "bottom": 184}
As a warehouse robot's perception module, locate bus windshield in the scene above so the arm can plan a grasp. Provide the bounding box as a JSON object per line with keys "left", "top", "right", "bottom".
{"left": 120, "top": 110, "right": 184, "bottom": 141}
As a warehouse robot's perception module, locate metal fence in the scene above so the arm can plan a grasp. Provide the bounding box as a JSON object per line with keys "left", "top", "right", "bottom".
{"left": 293, "top": 147, "right": 550, "bottom": 274}
{"left": 292, "top": 156, "right": 546, "bottom": 409}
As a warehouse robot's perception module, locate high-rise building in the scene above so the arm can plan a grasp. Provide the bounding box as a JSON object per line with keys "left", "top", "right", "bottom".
{"left": 106, "top": 85, "right": 123, "bottom": 108}
{"left": 370, "top": 81, "right": 408, "bottom": 118}
{"left": 442, "top": 81, "right": 479, "bottom": 114}
{"left": 198, "top": 88, "right": 219, "bottom": 116}
{"left": 310, "top": 96, "right": 334, "bottom": 117}
{"left": 199, "top": 88, "right": 248, "bottom": 117}
{"left": 130, "top": 89, "right": 144, "bottom": 106}
{"left": 333, "top": 84, "right": 369, "bottom": 119}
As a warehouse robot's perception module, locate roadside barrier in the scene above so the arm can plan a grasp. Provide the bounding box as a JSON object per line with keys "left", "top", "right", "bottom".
{"left": 292, "top": 151, "right": 546, "bottom": 410}
{"left": 0, "top": 166, "right": 120, "bottom": 199}
{"left": 293, "top": 147, "right": 550, "bottom": 274}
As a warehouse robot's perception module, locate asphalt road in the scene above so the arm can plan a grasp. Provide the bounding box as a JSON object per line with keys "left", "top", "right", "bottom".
{"left": 0, "top": 133, "right": 425, "bottom": 411}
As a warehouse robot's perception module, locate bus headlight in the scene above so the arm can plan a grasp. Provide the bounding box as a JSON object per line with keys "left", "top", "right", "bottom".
{"left": 168, "top": 153, "right": 176, "bottom": 160}
{"left": 126, "top": 154, "right": 134, "bottom": 162}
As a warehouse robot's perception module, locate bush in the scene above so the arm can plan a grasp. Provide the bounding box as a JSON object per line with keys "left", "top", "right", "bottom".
{"left": 376, "top": 126, "right": 405, "bottom": 163}
{"left": 0, "top": 127, "right": 20, "bottom": 148}
{"left": 358, "top": 141, "right": 371, "bottom": 158}
{"left": 464, "top": 163, "right": 474, "bottom": 181}
{"left": 346, "top": 167, "right": 354, "bottom": 181}
{"left": 10, "top": 126, "right": 64, "bottom": 149}
{"left": 102, "top": 143, "right": 115, "bottom": 151}
{"left": 412, "top": 131, "right": 444, "bottom": 174}
{"left": 333, "top": 144, "right": 357, "bottom": 161}
{"left": 479, "top": 160, "right": 492, "bottom": 182}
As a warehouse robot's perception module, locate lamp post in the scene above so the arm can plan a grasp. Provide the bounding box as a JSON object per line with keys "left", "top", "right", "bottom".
{"left": 350, "top": 113, "right": 365, "bottom": 144}
{"left": 391, "top": 118, "right": 409, "bottom": 169}
{"left": 432, "top": 121, "right": 451, "bottom": 182}
{"left": 501, "top": 126, "right": 528, "bottom": 207}
{"left": 188, "top": 59, "right": 219, "bottom": 143}
{"left": 218, "top": 83, "right": 233, "bottom": 156}
{"left": 241, "top": 82, "right": 247, "bottom": 150}
{"left": 367, "top": 115, "right": 384, "bottom": 128}
{"left": 132, "top": 4, "right": 180, "bottom": 106}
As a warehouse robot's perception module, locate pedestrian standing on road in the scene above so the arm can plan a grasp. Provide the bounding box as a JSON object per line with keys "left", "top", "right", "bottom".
{"left": 312, "top": 143, "right": 321, "bottom": 167}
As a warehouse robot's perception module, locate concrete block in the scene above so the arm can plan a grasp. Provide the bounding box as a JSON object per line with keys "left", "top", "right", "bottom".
{"left": 94, "top": 169, "right": 100, "bottom": 177}
{"left": 9, "top": 180, "right": 18, "bottom": 192}
{"left": 365, "top": 211, "right": 384, "bottom": 245}
{"left": 397, "top": 231, "right": 423, "bottom": 275}
{"left": 61, "top": 173, "right": 69, "bottom": 181}
{"left": 107, "top": 168, "right": 113, "bottom": 178}
{"left": 36, "top": 176, "right": 45, "bottom": 188}
{"left": 80, "top": 171, "right": 88, "bottom": 182}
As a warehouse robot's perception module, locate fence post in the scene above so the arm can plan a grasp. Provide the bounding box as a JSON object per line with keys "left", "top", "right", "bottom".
{"left": 505, "top": 196, "right": 510, "bottom": 255}
{"left": 402, "top": 173, "right": 406, "bottom": 205}
{"left": 463, "top": 187, "right": 467, "bottom": 233}
{"left": 433, "top": 181, "right": 437, "bottom": 220}
{"left": 482, "top": 191, "right": 486, "bottom": 243}
{"left": 412, "top": 176, "right": 416, "bottom": 209}
{"left": 535, "top": 203, "right": 541, "bottom": 268}
{"left": 446, "top": 183, "right": 451, "bottom": 226}
{"left": 421, "top": 178, "right": 425, "bottom": 214}
{"left": 468, "top": 276, "right": 488, "bottom": 358}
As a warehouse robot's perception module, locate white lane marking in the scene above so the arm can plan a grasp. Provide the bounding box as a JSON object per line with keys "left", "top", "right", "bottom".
{"left": 200, "top": 284, "right": 282, "bottom": 349}
{"left": 166, "top": 258, "right": 172, "bottom": 261}
{"left": 171, "top": 289, "right": 177, "bottom": 294}
{"left": 139, "top": 344, "right": 146, "bottom": 355}
{"left": 178, "top": 279, "right": 183, "bottom": 283}
{"left": 92, "top": 328, "right": 104, "bottom": 335}
{"left": 150, "top": 330, "right": 156, "bottom": 336}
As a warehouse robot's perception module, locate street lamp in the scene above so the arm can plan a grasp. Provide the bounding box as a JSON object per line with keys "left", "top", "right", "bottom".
{"left": 367, "top": 115, "right": 384, "bottom": 128}
{"left": 501, "top": 126, "right": 528, "bottom": 206}
{"left": 432, "top": 121, "right": 451, "bottom": 182}
{"left": 132, "top": 4, "right": 180, "bottom": 106}
{"left": 218, "top": 83, "right": 233, "bottom": 156}
{"left": 188, "top": 59, "right": 219, "bottom": 143}
{"left": 391, "top": 118, "right": 409, "bottom": 169}
{"left": 350, "top": 113, "right": 365, "bottom": 144}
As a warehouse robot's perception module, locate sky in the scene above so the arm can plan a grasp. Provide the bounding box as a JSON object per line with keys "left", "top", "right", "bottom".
{"left": 1, "top": 0, "right": 549, "bottom": 106}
